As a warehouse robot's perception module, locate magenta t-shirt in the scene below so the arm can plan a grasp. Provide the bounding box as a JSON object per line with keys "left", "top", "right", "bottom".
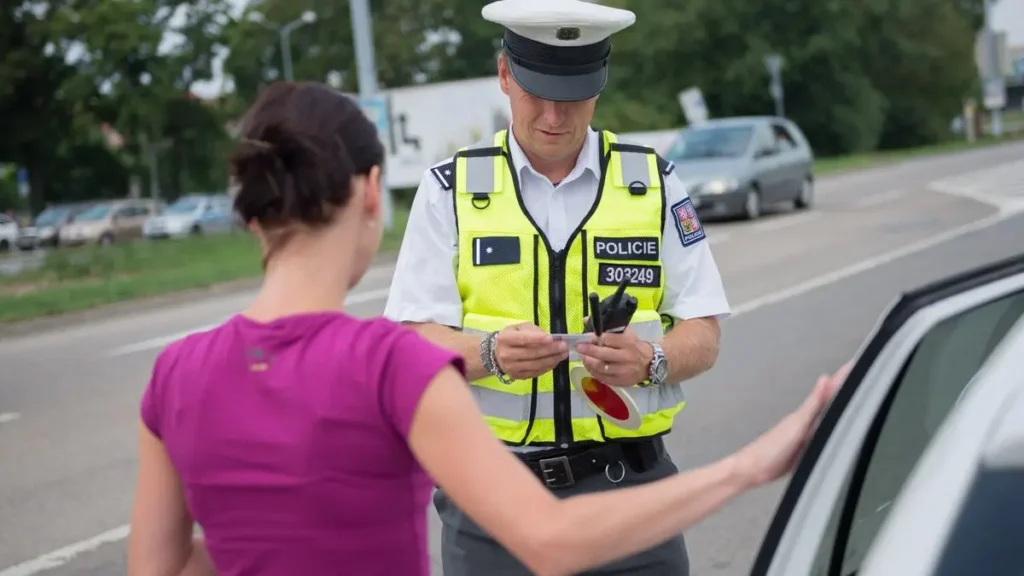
{"left": 140, "top": 312, "right": 464, "bottom": 575}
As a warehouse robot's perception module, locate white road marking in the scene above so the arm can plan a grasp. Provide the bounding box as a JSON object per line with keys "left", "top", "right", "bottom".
{"left": 0, "top": 412, "right": 20, "bottom": 425}
{"left": 0, "top": 525, "right": 129, "bottom": 576}
{"left": 730, "top": 208, "right": 1017, "bottom": 317}
{"left": 105, "top": 287, "right": 393, "bottom": 357}
{"left": 929, "top": 159, "right": 1024, "bottom": 212}
{"left": 853, "top": 189, "right": 907, "bottom": 208}
{"left": 7, "top": 176, "right": 1022, "bottom": 575}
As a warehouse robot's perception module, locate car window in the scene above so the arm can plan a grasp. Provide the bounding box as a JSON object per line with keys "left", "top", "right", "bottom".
{"left": 810, "top": 290, "right": 1024, "bottom": 576}
{"left": 771, "top": 124, "right": 797, "bottom": 151}
{"left": 0, "top": 214, "right": 12, "bottom": 225}
{"left": 754, "top": 125, "right": 777, "bottom": 155}
{"left": 667, "top": 125, "right": 754, "bottom": 159}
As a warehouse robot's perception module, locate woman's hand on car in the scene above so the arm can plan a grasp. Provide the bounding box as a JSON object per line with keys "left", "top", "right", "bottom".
{"left": 732, "top": 362, "right": 852, "bottom": 488}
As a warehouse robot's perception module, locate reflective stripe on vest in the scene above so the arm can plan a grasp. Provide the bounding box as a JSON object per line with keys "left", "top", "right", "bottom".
{"left": 453, "top": 130, "right": 686, "bottom": 446}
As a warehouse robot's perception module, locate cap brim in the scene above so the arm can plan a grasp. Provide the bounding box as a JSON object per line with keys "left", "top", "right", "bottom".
{"left": 507, "top": 58, "right": 607, "bottom": 102}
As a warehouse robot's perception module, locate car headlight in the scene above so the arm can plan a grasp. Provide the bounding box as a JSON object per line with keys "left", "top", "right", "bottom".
{"left": 700, "top": 178, "right": 739, "bottom": 194}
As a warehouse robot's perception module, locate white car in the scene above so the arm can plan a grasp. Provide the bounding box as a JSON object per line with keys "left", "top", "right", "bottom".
{"left": 0, "top": 212, "right": 19, "bottom": 252}
{"left": 750, "top": 253, "right": 1024, "bottom": 576}
{"left": 143, "top": 194, "right": 235, "bottom": 239}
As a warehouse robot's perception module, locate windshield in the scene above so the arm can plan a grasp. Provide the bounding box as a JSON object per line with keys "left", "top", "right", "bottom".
{"left": 167, "top": 197, "right": 203, "bottom": 215}
{"left": 34, "top": 208, "right": 71, "bottom": 226}
{"left": 74, "top": 205, "right": 112, "bottom": 222}
{"left": 667, "top": 126, "right": 754, "bottom": 160}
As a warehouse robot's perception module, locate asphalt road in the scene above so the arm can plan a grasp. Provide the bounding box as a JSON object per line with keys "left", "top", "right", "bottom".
{"left": 1, "top": 142, "right": 1023, "bottom": 576}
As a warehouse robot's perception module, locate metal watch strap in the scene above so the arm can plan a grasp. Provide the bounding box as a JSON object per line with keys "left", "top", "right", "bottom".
{"left": 645, "top": 342, "right": 667, "bottom": 387}
{"left": 480, "top": 331, "right": 514, "bottom": 384}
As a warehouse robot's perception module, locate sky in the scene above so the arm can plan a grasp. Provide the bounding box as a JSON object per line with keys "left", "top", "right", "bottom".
{"left": 188, "top": 0, "right": 248, "bottom": 99}
{"left": 188, "top": 0, "right": 1024, "bottom": 100}
{"left": 996, "top": 0, "right": 1024, "bottom": 46}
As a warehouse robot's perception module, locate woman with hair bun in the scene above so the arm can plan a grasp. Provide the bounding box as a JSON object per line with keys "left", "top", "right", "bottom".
{"left": 126, "top": 80, "right": 848, "bottom": 576}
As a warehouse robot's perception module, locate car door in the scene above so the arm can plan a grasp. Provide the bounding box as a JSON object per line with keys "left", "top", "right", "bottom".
{"left": 750, "top": 124, "right": 785, "bottom": 202}
{"left": 855, "top": 313, "right": 1024, "bottom": 576}
{"left": 0, "top": 213, "right": 16, "bottom": 250}
{"left": 750, "top": 252, "right": 1024, "bottom": 576}
{"left": 769, "top": 122, "right": 804, "bottom": 197}
{"left": 111, "top": 205, "right": 135, "bottom": 242}
{"left": 124, "top": 205, "right": 145, "bottom": 239}
{"left": 202, "top": 198, "right": 231, "bottom": 234}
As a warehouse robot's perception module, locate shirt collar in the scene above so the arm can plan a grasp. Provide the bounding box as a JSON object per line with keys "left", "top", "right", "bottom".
{"left": 507, "top": 125, "right": 601, "bottom": 184}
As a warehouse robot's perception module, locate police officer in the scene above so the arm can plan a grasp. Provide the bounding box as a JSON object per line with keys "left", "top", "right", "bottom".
{"left": 383, "top": 0, "right": 731, "bottom": 573}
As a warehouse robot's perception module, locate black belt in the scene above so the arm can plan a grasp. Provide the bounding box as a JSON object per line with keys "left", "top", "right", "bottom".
{"left": 518, "top": 438, "right": 664, "bottom": 490}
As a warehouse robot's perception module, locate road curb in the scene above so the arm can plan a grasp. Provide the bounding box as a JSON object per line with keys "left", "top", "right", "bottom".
{"left": 0, "top": 253, "right": 398, "bottom": 340}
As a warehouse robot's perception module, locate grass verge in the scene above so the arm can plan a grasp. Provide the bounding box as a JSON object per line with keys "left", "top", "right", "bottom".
{"left": 0, "top": 206, "right": 408, "bottom": 323}
{"left": 813, "top": 132, "right": 1024, "bottom": 175}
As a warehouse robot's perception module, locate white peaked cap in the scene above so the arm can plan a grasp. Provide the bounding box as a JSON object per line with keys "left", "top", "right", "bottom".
{"left": 481, "top": 0, "right": 637, "bottom": 101}
{"left": 482, "top": 0, "right": 636, "bottom": 48}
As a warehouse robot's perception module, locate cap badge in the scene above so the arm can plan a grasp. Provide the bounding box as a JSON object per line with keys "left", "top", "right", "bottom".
{"left": 555, "top": 27, "right": 581, "bottom": 41}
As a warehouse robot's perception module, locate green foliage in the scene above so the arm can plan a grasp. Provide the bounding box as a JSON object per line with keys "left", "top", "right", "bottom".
{"left": 0, "top": 0, "right": 992, "bottom": 213}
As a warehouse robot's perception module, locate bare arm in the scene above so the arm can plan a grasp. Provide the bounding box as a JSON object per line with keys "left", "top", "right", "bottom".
{"left": 660, "top": 316, "right": 721, "bottom": 383}
{"left": 408, "top": 366, "right": 752, "bottom": 576}
{"left": 128, "top": 421, "right": 216, "bottom": 576}
{"left": 404, "top": 322, "right": 489, "bottom": 381}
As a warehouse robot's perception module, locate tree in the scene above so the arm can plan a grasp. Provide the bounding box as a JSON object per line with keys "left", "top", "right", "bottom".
{"left": 223, "top": 0, "right": 456, "bottom": 104}
{"left": 858, "top": 0, "right": 979, "bottom": 148}
{"left": 0, "top": 1, "right": 98, "bottom": 212}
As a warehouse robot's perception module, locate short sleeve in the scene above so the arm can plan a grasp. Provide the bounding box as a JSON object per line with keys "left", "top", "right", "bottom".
{"left": 382, "top": 166, "right": 464, "bottom": 327}
{"left": 659, "top": 171, "right": 732, "bottom": 321}
{"left": 140, "top": 346, "right": 174, "bottom": 439}
{"left": 378, "top": 328, "right": 466, "bottom": 438}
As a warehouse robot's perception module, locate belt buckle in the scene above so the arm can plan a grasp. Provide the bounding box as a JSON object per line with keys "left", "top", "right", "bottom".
{"left": 538, "top": 456, "right": 574, "bottom": 489}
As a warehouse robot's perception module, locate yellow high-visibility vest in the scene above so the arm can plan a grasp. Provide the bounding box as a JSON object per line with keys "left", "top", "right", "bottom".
{"left": 452, "top": 129, "right": 686, "bottom": 446}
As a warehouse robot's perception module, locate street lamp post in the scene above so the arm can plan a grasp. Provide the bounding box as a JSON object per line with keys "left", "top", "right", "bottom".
{"left": 349, "top": 0, "right": 394, "bottom": 230}
{"left": 764, "top": 53, "right": 785, "bottom": 118}
{"left": 249, "top": 10, "right": 317, "bottom": 81}
{"left": 982, "top": 0, "right": 1003, "bottom": 137}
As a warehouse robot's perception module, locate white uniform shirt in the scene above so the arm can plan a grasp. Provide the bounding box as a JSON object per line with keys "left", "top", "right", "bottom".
{"left": 383, "top": 127, "right": 731, "bottom": 326}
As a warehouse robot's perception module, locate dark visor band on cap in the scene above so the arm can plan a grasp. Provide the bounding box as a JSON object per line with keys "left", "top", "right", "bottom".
{"left": 502, "top": 29, "right": 611, "bottom": 76}
{"left": 501, "top": 29, "right": 612, "bottom": 101}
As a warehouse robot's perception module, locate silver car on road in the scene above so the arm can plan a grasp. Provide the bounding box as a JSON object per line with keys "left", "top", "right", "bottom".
{"left": 665, "top": 116, "right": 815, "bottom": 220}
{"left": 751, "top": 253, "right": 1024, "bottom": 576}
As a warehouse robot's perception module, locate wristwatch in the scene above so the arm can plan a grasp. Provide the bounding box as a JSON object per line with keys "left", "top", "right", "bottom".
{"left": 480, "top": 331, "right": 514, "bottom": 384}
{"left": 643, "top": 342, "right": 669, "bottom": 387}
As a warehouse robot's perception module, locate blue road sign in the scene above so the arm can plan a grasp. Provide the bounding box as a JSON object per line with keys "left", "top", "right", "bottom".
{"left": 358, "top": 96, "right": 390, "bottom": 138}
{"left": 16, "top": 168, "right": 28, "bottom": 184}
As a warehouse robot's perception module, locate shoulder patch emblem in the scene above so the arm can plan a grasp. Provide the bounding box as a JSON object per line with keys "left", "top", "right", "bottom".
{"left": 671, "top": 198, "right": 706, "bottom": 247}
{"left": 656, "top": 155, "right": 675, "bottom": 176}
{"left": 431, "top": 161, "right": 454, "bottom": 191}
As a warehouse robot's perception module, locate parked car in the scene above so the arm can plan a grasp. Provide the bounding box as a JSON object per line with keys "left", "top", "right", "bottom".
{"left": 0, "top": 212, "right": 18, "bottom": 252}
{"left": 665, "top": 116, "right": 815, "bottom": 220}
{"left": 749, "top": 252, "right": 1024, "bottom": 576}
{"left": 58, "top": 198, "right": 163, "bottom": 246}
{"left": 142, "top": 194, "right": 235, "bottom": 239}
{"left": 15, "top": 202, "right": 94, "bottom": 250}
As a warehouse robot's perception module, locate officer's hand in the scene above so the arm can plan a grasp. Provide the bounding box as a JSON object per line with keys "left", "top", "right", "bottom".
{"left": 575, "top": 328, "right": 652, "bottom": 388}
{"left": 495, "top": 323, "right": 569, "bottom": 380}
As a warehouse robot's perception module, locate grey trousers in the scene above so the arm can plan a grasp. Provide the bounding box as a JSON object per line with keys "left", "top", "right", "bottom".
{"left": 434, "top": 451, "right": 690, "bottom": 575}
